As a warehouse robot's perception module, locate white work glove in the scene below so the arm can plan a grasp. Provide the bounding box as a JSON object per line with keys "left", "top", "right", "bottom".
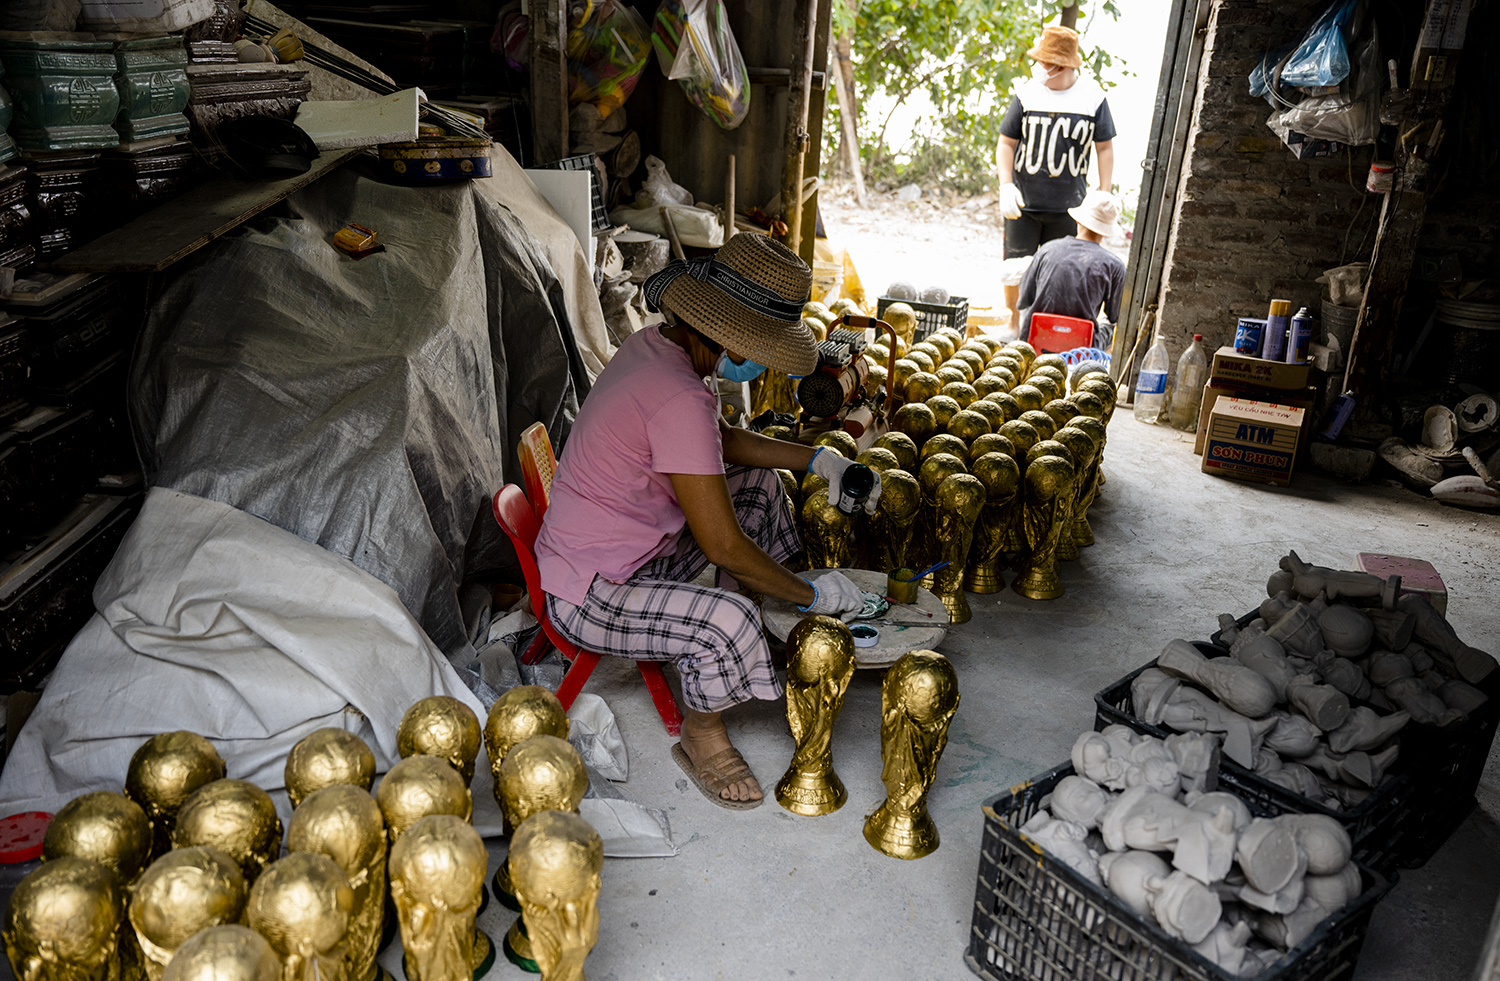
{"left": 999, "top": 181, "right": 1026, "bottom": 220}
{"left": 809, "top": 447, "right": 882, "bottom": 514}
{"left": 797, "top": 571, "right": 866, "bottom": 623}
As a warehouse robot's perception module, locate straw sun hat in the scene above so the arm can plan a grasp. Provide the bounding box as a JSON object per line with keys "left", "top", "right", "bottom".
{"left": 642, "top": 233, "right": 819, "bottom": 376}
{"left": 1027, "top": 26, "right": 1082, "bottom": 70}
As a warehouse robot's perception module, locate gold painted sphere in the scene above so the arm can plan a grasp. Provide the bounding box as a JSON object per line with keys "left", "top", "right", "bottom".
{"left": 904, "top": 349, "right": 936, "bottom": 373}
{"left": 245, "top": 852, "right": 353, "bottom": 961}
{"left": 484, "top": 685, "right": 570, "bottom": 769}
{"left": 876, "top": 469, "right": 920, "bottom": 522}
{"left": 762, "top": 425, "right": 795, "bottom": 441}
{"left": 496, "top": 735, "right": 589, "bottom": 830}
{"left": 984, "top": 392, "right": 1022, "bottom": 423}
{"left": 130, "top": 846, "right": 248, "bottom": 955}
{"left": 887, "top": 650, "right": 960, "bottom": 724}
{"left": 171, "top": 780, "right": 283, "bottom": 882}
{"left": 388, "top": 814, "right": 487, "bottom": 913}
{"left": 973, "top": 335, "right": 1004, "bottom": 356}
{"left": 509, "top": 810, "right": 602, "bottom": 911}
{"left": 397, "top": 696, "right": 483, "bottom": 786}
{"left": 921, "top": 433, "right": 969, "bottom": 463}
{"left": 5, "top": 858, "right": 122, "bottom": 980}
{"left": 376, "top": 755, "right": 471, "bottom": 841}
{"left": 785, "top": 616, "right": 855, "bottom": 686}
{"left": 968, "top": 432, "right": 1015, "bottom": 463}
{"left": 813, "top": 430, "right": 859, "bottom": 460}
{"left": 952, "top": 350, "right": 985, "bottom": 378}
{"left": 910, "top": 342, "right": 944, "bottom": 365}
{"left": 940, "top": 358, "right": 975, "bottom": 385}
{"left": 923, "top": 395, "right": 961, "bottom": 431}
{"left": 873, "top": 432, "right": 919, "bottom": 472}
{"left": 1019, "top": 409, "right": 1058, "bottom": 441}
{"left": 889, "top": 359, "right": 921, "bottom": 395}
{"left": 42, "top": 791, "right": 151, "bottom": 884}
{"left": 987, "top": 354, "right": 1023, "bottom": 375}
{"left": 890, "top": 403, "right": 938, "bottom": 446}
{"left": 125, "top": 731, "right": 226, "bottom": 823}
{"left": 1044, "top": 399, "right": 1082, "bottom": 429}
{"left": 947, "top": 410, "right": 993, "bottom": 445}
{"left": 971, "top": 452, "right": 1022, "bottom": 502}
{"left": 1009, "top": 384, "right": 1047, "bottom": 414}
{"left": 1033, "top": 353, "right": 1069, "bottom": 374}
{"left": 286, "top": 785, "right": 385, "bottom": 880}
{"left": 1069, "top": 416, "right": 1108, "bottom": 449}
{"left": 1007, "top": 340, "right": 1038, "bottom": 369}
{"left": 855, "top": 447, "right": 901, "bottom": 472}
{"left": 1025, "top": 454, "right": 1076, "bottom": 503}
{"left": 959, "top": 341, "right": 994, "bottom": 360}
{"left": 972, "top": 373, "right": 1009, "bottom": 398}
{"left": 928, "top": 332, "right": 960, "bottom": 361}
{"left": 1053, "top": 426, "right": 1099, "bottom": 471}
{"left": 934, "top": 365, "right": 969, "bottom": 389}
{"left": 1071, "top": 391, "right": 1107, "bottom": 420}
{"left": 995, "top": 419, "right": 1041, "bottom": 458}
{"left": 966, "top": 398, "right": 1006, "bottom": 430}
{"left": 1027, "top": 375, "right": 1062, "bottom": 402}
{"left": 940, "top": 381, "right": 979, "bottom": 408}
{"left": 866, "top": 364, "right": 888, "bottom": 400}
{"left": 160, "top": 925, "right": 280, "bottom": 981}
{"left": 903, "top": 371, "right": 942, "bottom": 403}
{"left": 285, "top": 729, "right": 376, "bottom": 809}
{"left": 1026, "top": 439, "right": 1076, "bottom": 471}
{"left": 918, "top": 453, "right": 968, "bottom": 501}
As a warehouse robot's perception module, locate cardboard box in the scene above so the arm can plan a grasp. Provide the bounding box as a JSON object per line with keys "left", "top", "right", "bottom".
{"left": 1201, "top": 397, "right": 1306, "bottom": 487}
{"left": 1211, "top": 346, "right": 1312, "bottom": 391}
{"left": 1195, "top": 382, "right": 1317, "bottom": 455}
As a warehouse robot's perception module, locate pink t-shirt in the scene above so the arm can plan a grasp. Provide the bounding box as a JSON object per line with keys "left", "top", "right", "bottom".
{"left": 535, "top": 326, "right": 724, "bottom": 604}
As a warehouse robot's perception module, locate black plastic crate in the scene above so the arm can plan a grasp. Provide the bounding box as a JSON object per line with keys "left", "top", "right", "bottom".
{"left": 875, "top": 294, "right": 969, "bottom": 341}
{"left": 966, "top": 761, "right": 1393, "bottom": 981}
{"left": 1094, "top": 659, "right": 1416, "bottom": 875}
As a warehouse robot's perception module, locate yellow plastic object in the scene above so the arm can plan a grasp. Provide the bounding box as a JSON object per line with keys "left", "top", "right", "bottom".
{"left": 332, "top": 223, "right": 378, "bottom": 253}
{"left": 269, "top": 28, "right": 304, "bottom": 62}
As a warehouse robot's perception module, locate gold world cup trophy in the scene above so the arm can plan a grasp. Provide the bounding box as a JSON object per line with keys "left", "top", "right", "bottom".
{"left": 1012, "top": 454, "right": 1077, "bottom": 601}
{"left": 495, "top": 736, "right": 589, "bottom": 972}
{"left": 483, "top": 687, "right": 572, "bottom": 900}
{"left": 509, "top": 811, "right": 602, "bottom": 981}
{"left": 397, "top": 696, "right": 484, "bottom": 786}
{"left": 863, "top": 650, "right": 960, "bottom": 860}
{"left": 867, "top": 469, "right": 919, "bottom": 575}
{"left": 171, "top": 779, "right": 284, "bottom": 885}
{"left": 375, "top": 755, "right": 473, "bottom": 847}
{"left": 3, "top": 857, "right": 123, "bottom": 981}
{"left": 930, "top": 473, "right": 986, "bottom": 623}
{"left": 286, "top": 786, "right": 391, "bottom": 981}
{"left": 1065, "top": 415, "right": 1108, "bottom": 546}
{"left": 159, "top": 925, "right": 280, "bottom": 981}
{"left": 246, "top": 853, "right": 354, "bottom": 981}
{"left": 388, "top": 815, "right": 493, "bottom": 981}
{"left": 912, "top": 453, "right": 967, "bottom": 585}
{"left": 800, "top": 491, "right": 851, "bottom": 570}
{"left": 775, "top": 617, "right": 857, "bottom": 816}
{"left": 1051, "top": 426, "right": 1100, "bottom": 561}
{"left": 124, "top": 731, "right": 227, "bottom": 858}
{"left": 285, "top": 729, "right": 377, "bottom": 809}
{"left": 129, "top": 846, "right": 248, "bottom": 981}
{"left": 963, "top": 453, "right": 1021, "bottom": 594}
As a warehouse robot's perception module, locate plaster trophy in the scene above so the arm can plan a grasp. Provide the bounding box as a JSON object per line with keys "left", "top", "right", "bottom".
{"left": 1263, "top": 711, "right": 1321, "bottom": 759}
{"left": 1317, "top": 605, "right": 1374, "bottom": 658}
{"left": 1328, "top": 707, "right": 1409, "bottom": 754}
{"left": 1050, "top": 775, "right": 1111, "bottom": 830}
{"left": 1009, "top": 384, "right": 1046, "bottom": 414}
{"left": 159, "top": 926, "right": 280, "bottom": 981}
{"left": 171, "top": 779, "right": 284, "bottom": 884}
{"left": 1051, "top": 426, "right": 1097, "bottom": 558}
{"left": 509, "top": 811, "right": 603, "bottom": 981}
{"left": 1098, "top": 785, "right": 1239, "bottom": 884}
{"left": 923, "top": 395, "right": 961, "bottom": 432}
{"left": 867, "top": 468, "right": 919, "bottom": 574}
{"left": 1229, "top": 631, "right": 1297, "bottom": 701}
{"left": 1301, "top": 744, "right": 1397, "bottom": 789}
{"left": 285, "top": 729, "right": 377, "bottom": 808}
{"left": 1397, "top": 593, "right": 1497, "bottom": 684}
{"left": 1285, "top": 674, "right": 1350, "bottom": 732}
{"left": 1266, "top": 604, "right": 1324, "bottom": 657}
{"left": 1011, "top": 454, "right": 1075, "bottom": 601}
{"left": 1096, "top": 851, "right": 1222, "bottom": 945}
{"left": 963, "top": 452, "right": 1021, "bottom": 593}
{"left": 3, "top": 857, "right": 123, "bottom": 981}
{"left": 1383, "top": 678, "right": 1459, "bottom": 726}
{"left": 494, "top": 735, "right": 589, "bottom": 910}
{"left": 930, "top": 473, "right": 985, "bottom": 623}
{"left": 1018, "top": 409, "right": 1058, "bottom": 442}
{"left": 920, "top": 433, "right": 968, "bottom": 464}
{"left": 863, "top": 650, "right": 960, "bottom": 860}
{"left": 1018, "top": 811, "right": 1101, "bottom": 885}
{"left": 801, "top": 491, "right": 852, "bottom": 569}
{"left": 750, "top": 368, "right": 796, "bottom": 417}
{"left": 972, "top": 373, "right": 1009, "bottom": 399}
{"left": 887, "top": 360, "right": 920, "bottom": 401}
{"left": 985, "top": 392, "right": 1023, "bottom": 424}
{"left": 42, "top": 791, "right": 152, "bottom": 886}
{"left": 286, "top": 786, "right": 389, "bottom": 981}
{"left": 873, "top": 431, "right": 919, "bottom": 473}
{"left": 246, "top": 853, "right": 354, "bottom": 981}
{"left": 129, "top": 846, "right": 248, "bottom": 981}
{"left": 485, "top": 687, "right": 571, "bottom": 776}
{"left": 1312, "top": 651, "right": 1371, "bottom": 701}
{"left": 1233, "top": 819, "right": 1304, "bottom": 896}
{"left": 775, "top": 616, "right": 857, "bottom": 815}
{"left": 1156, "top": 640, "right": 1278, "bottom": 718}
{"left": 965, "top": 399, "right": 1007, "bottom": 433}
{"left": 375, "top": 755, "right": 472, "bottom": 846}
{"left": 397, "top": 696, "right": 484, "bottom": 786}
{"left": 1301, "top": 862, "right": 1362, "bottom": 913}
{"left": 1279, "top": 550, "right": 1399, "bottom": 608}
{"left": 1064, "top": 416, "right": 1107, "bottom": 546}
{"left": 388, "top": 816, "right": 492, "bottom": 981}
{"left": 1133, "top": 670, "right": 1276, "bottom": 768}
{"left": 124, "top": 731, "right": 227, "bottom": 857}
{"left": 1367, "top": 649, "right": 1415, "bottom": 687}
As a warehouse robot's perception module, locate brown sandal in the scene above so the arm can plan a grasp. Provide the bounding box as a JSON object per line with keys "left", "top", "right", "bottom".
{"left": 671, "top": 743, "right": 763, "bottom": 810}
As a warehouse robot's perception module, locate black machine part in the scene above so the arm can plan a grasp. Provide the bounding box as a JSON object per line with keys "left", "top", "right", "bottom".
{"left": 796, "top": 328, "right": 871, "bottom": 419}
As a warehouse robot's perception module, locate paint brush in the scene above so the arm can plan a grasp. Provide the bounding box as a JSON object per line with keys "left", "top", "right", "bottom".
{"left": 901, "top": 561, "right": 949, "bottom": 583}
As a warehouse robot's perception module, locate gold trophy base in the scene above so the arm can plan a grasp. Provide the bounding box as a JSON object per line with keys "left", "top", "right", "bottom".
{"left": 936, "top": 588, "right": 971, "bottom": 624}
{"left": 963, "top": 561, "right": 1002, "bottom": 594}
{"left": 492, "top": 864, "right": 520, "bottom": 912}
{"left": 502, "top": 918, "right": 539, "bottom": 974}
{"left": 402, "top": 929, "right": 495, "bottom": 981}
{"left": 1012, "top": 563, "right": 1063, "bottom": 600}
{"left": 1074, "top": 514, "right": 1095, "bottom": 547}
{"left": 775, "top": 767, "right": 848, "bottom": 816}
{"left": 863, "top": 801, "right": 940, "bottom": 860}
{"left": 1057, "top": 533, "right": 1080, "bottom": 562}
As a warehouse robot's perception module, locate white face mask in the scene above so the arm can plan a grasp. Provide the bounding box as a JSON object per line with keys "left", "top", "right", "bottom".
{"left": 1031, "top": 63, "right": 1051, "bottom": 84}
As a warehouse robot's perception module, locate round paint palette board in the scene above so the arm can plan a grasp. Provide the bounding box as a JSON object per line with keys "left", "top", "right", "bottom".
{"left": 762, "top": 568, "right": 949, "bottom": 669}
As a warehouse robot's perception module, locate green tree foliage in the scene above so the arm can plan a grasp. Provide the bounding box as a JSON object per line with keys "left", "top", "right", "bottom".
{"left": 826, "top": 0, "right": 1122, "bottom": 194}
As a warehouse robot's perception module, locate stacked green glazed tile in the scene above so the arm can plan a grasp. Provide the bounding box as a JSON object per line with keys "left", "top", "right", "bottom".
{"left": 0, "top": 39, "right": 120, "bottom": 151}
{"left": 112, "top": 37, "right": 190, "bottom": 142}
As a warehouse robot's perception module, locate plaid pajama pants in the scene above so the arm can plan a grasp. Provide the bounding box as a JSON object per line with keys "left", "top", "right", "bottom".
{"left": 544, "top": 465, "right": 802, "bottom": 713}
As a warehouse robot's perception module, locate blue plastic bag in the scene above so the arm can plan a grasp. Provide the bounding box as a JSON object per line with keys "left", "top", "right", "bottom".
{"left": 1281, "top": 0, "right": 1358, "bottom": 88}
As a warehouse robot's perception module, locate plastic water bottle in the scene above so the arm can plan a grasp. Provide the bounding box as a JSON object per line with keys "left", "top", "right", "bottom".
{"left": 1133, "top": 330, "right": 1171, "bottom": 424}
{"left": 1170, "top": 334, "right": 1209, "bottom": 431}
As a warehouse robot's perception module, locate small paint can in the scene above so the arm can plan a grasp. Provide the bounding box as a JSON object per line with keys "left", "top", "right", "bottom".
{"left": 850, "top": 624, "right": 879, "bottom": 648}
{"left": 1288, "top": 307, "right": 1314, "bottom": 362}
{"left": 1234, "top": 318, "right": 1265, "bottom": 355}
{"left": 886, "top": 569, "right": 918, "bottom": 604}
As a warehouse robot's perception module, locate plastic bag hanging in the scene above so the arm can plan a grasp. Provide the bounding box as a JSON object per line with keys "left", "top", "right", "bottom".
{"left": 566, "top": 0, "right": 652, "bottom": 119}
{"left": 1280, "top": 0, "right": 1359, "bottom": 88}
{"left": 651, "top": 0, "right": 751, "bottom": 130}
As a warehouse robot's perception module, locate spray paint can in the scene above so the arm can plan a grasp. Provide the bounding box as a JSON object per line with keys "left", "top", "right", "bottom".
{"left": 1262, "top": 299, "right": 1291, "bottom": 361}
{"left": 1234, "top": 318, "right": 1265, "bottom": 355}
{"left": 1287, "top": 306, "right": 1314, "bottom": 362}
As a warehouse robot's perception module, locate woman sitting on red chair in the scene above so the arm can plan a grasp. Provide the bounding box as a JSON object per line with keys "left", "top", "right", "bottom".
{"left": 533, "top": 234, "right": 878, "bottom": 809}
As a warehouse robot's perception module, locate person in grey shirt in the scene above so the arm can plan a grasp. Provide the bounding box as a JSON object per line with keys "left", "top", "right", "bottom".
{"left": 1017, "top": 190, "right": 1126, "bottom": 350}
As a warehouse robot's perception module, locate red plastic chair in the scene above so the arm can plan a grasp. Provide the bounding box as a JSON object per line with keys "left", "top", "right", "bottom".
{"left": 1028, "top": 312, "right": 1095, "bottom": 355}
{"left": 492, "top": 484, "right": 684, "bottom": 736}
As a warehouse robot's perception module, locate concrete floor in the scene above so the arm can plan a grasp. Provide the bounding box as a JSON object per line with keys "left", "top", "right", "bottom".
{"left": 498, "top": 413, "right": 1500, "bottom": 981}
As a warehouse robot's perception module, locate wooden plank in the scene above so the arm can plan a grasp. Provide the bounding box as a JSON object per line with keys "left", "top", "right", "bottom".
{"left": 51, "top": 149, "right": 360, "bottom": 274}
{"left": 528, "top": 0, "right": 568, "bottom": 165}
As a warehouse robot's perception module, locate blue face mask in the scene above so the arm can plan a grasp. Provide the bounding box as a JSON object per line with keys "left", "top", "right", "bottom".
{"left": 718, "top": 353, "right": 767, "bottom": 383}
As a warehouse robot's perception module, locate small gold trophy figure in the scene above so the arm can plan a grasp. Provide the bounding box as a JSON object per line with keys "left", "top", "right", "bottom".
{"left": 800, "top": 492, "right": 851, "bottom": 570}
{"left": 484, "top": 688, "right": 570, "bottom": 787}
{"left": 930, "top": 473, "right": 986, "bottom": 623}
{"left": 388, "top": 815, "right": 492, "bottom": 981}
{"left": 397, "top": 697, "right": 484, "bottom": 786}
{"left": 868, "top": 469, "right": 919, "bottom": 574}
{"left": 285, "top": 729, "right": 377, "bottom": 808}
{"left": 160, "top": 926, "right": 280, "bottom": 981}
{"left": 42, "top": 791, "right": 153, "bottom": 886}
{"left": 171, "top": 780, "right": 284, "bottom": 885}
{"left": 863, "top": 650, "right": 960, "bottom": 860}
{"left": 375, "top": 756, "right": 473, "bottom": 846}
{"left": 286, "top": 786, "right": 390, "bottom": 981}
{"left": 3, "top": 857, "right": 123, "bottom": 981}
{"left": 1011, "top": 454, "right": 1076, "bottom": 601}
{"left": 509, "top": 811, "right": 602, "bottom": 981}
{"left": 1065, "top": 415, "right": 1107, "bottom": 546}
{"left": 124, "top": 731, "right": 227, "bottom": 857}
{"left": 245, "top": 853, "right": 354, "bottom": 981}
{"left": 964, "top": 452, "right": 1021, "bottom": 594}
{"left": 129, "top": 846, "right": 248, "bottom": 981}
{"left": 1051, "top": 426, "right": 1099, "bottom": 561}
{"left": 775, "top": 617, "right": 857, "bottom": 816}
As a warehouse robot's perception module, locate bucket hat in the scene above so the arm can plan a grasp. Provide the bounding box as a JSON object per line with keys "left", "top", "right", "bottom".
{"left": 1027, "top": 26, "right": 1082, "bottom": 70}
{"left": 1069, "top": 190, "right": 1121, "bottom": 237}
{"left": 642, "top": 233, "right": 819, "bottom": 376}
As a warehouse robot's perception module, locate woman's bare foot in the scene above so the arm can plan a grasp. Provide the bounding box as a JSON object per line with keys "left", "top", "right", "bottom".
{"left": 678, "top": 709, "right": 762, "bottom": 803}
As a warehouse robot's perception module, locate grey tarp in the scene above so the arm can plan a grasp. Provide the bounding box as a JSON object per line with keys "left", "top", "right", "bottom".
{"left": 129, "top": 161, "right": 591, "bottom": 673}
